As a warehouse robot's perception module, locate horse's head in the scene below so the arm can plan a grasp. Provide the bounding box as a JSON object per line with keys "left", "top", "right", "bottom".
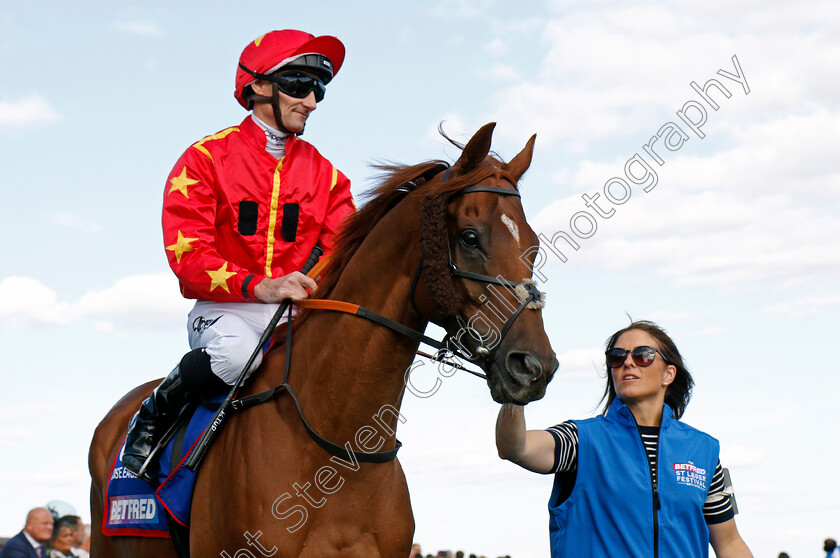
{"left": 417, "top": 123, "right": 558, "bottom": 404}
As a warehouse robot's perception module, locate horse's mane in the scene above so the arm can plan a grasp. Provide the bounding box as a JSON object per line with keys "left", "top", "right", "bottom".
{"left": 313, "top": 153, "right": 514, "bottom": 302}
{"left": 312, "top": 160, "right": 447, "bottom": 300}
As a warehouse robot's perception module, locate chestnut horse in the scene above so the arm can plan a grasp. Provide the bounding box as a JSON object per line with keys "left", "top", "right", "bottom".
{"left": 89, "top": 123, "right": 558, "bottom": 557}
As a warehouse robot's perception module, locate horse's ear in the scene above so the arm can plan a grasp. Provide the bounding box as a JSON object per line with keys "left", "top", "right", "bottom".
{"left": 450, "top": 122, "right": 496, "bottom": 177}
{"left": 505, "top": 133, "right": 537, "bottom": 182}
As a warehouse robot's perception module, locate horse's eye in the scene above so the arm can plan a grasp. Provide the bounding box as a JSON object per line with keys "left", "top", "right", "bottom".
{"left": 460, "top": 230, "right": 481, "bottom": 249}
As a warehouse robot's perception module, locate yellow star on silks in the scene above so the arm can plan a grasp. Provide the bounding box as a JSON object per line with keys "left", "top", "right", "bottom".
{"left": 206, "top": 262, "right": 237, "bottom": 293}
{"left": 166, "top": 231, "right": 199, "bottom": 264}
{"left": 168, "top": 167, "right": 199, "bottom": 198}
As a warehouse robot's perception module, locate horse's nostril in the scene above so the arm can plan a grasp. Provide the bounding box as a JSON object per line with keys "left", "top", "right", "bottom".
{"left": 506, "top": 352, "right": 542, "bottom": 384}
{"left": 523, "top": 354, "right": 542, "bottom": 379}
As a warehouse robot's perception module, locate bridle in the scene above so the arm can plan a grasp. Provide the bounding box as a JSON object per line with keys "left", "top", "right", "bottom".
{"left": 229, "top": 175, "right": 546, "bottom": 463}
{"left": 409, "top": 183, "right": 545, "bottom": 369}
{"left": 295, "top": 181, "right": 546, "bottom": 376}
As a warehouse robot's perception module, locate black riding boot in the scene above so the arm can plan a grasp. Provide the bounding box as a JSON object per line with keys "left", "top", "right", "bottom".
{"left": 122, "top": 348, "right": 224, "bottom": 483}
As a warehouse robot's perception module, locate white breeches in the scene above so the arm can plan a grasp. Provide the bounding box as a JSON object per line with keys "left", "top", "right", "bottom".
{"left": 187, "top": 300, "right": 289, "bottom": 385}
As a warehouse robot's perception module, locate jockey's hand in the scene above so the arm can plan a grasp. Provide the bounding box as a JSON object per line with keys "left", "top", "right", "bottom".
{"left": 254, "top": 272, "right": 318, "bottom": 303}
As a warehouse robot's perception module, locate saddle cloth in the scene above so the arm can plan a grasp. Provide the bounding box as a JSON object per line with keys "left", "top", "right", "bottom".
{"left": 102, "top": 396, "right": 223, "bottom": 537}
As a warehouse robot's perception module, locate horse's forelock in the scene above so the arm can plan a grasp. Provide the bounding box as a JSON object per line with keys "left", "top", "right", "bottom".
{"left": 419, "top": 192, "right": 463, "bottom": 316}
{"left": 415, "top": 161, "right": 512, "bottom": 317}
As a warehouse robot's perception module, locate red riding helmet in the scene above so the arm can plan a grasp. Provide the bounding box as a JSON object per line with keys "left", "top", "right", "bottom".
{"left": 235, "top": 29, "right": 345, "bottom": 110}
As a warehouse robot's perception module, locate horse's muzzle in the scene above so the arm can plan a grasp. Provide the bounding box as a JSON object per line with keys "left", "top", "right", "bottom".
{"left": 489, "top": 350, "right": 558, "bottom": 404}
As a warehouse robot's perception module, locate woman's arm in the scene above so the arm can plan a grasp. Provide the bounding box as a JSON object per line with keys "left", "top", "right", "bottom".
{"left": 495, "top": 404, "right": 557, "bottom": 474}
{"left": 709, "top": 518, "right": 753, "bottom": 558}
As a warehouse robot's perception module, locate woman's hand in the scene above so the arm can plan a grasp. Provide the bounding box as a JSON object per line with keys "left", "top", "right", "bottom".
{"left": 495, "top": 404, "right": 557, "bottom": 474}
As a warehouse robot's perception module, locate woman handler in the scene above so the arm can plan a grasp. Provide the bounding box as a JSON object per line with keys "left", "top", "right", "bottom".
{"left": 496, "top": 320, "right": 753, "bottom": 557}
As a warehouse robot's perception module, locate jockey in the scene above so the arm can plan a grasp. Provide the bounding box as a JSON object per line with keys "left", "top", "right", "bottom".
{"left": 122, "top": 29, "right": 356, "bottom": 482}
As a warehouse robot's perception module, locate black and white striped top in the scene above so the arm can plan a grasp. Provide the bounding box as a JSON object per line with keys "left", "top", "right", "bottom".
{"left": 547, "top": 421, "right": 735, "bottom": 524}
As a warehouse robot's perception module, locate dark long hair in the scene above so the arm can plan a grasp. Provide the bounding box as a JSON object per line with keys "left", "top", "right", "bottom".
{"left": 48, "top": 516, "right": 78, "bottom": 553}
{"left": 599, "top": 320, "right": 694, "bottom": 419}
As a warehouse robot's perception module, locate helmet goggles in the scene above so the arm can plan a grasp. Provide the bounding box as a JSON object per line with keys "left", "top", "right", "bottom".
{"left": 239, "top": 52, "right": 331, "bottom": 103}
{"left": 265, "top": 71, "right": 326, "bottom": 102}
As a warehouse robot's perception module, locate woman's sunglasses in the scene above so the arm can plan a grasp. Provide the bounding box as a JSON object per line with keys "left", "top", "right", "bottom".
{"left": 267, "top": 72, "right": 326, "bottom": 102}
{"left": 605, "top": 346, "right": 670, "bottom": 368}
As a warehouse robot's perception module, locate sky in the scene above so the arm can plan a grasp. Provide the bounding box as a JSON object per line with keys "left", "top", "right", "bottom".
{"left": 1, "top": 1, "right": 838, "bottom": 557}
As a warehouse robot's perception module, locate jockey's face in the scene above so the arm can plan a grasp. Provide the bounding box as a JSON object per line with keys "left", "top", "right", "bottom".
{"left": 251, "top": 79, "right": 317, "bottom": 134}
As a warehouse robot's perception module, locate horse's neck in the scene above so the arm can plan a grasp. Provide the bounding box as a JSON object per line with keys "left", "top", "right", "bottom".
{"left": 282, "top": 219, "right": 424, "bottom": 443}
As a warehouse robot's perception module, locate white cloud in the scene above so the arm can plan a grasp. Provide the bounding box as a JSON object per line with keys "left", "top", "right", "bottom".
{"left": 488, "top": 0, "right": 840, "bottom": 159}
{"left": 668, "top": 0, "right": 840, "bottom": 35}
{"left": 762, "top": 292, "right": 840, "bottom": 318}
{"left": 74, "top": 274, "right": 192, "bottom": 331}
{"left": 110, "top": 19, "right": 164, "bottom": 37}
{"left": 525, "top": 106, "right": 840, "bottom": 290}
{"left": 0, "top": 96, "right": 62, "bottom": 128}
{"left": 0, "top": 277, "right": 73, "bottom": 327}
{"left": 485, "top": 38, "right": 507, "bottom": 57}
{"left": 0, "top": 275, "right": 190, "bottom": 332}
{"left": 668, "top": 111, "right": 840, "bottom": 198}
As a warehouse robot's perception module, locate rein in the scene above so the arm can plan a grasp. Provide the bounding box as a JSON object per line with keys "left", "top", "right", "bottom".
{"left": 229, "top": 181, "right": 545, "bottom": 464}
{"left": 231, "top": 303, "right": 401, "bottom": 463}
{"left": 291, "top": 299, "right": 488, "bottom": 379}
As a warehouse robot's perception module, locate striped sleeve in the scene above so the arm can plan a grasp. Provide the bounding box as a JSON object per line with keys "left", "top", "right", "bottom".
{"left": 546, "top": 421, "right": 578, "bottom": 474}
{"left": 703, "top": 460, "right": 736, "bottom": 524}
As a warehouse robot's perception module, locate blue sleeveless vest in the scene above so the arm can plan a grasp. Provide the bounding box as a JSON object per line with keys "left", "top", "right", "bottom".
{"left": 548, "top": 399, "right": 719, "bottom": 558}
